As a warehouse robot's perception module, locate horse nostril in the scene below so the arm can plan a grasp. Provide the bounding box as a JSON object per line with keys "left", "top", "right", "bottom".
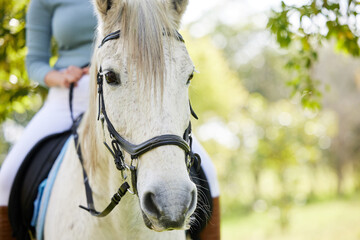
{"left": 187, "top": 188, "right": 197, "bottom": 215}
{"left": 143, "top": 192, "right": 162, "bottom": 218}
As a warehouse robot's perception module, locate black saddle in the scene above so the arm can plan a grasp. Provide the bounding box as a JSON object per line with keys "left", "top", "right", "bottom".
{"left": 8, "top": 131, "right": 212, "bottom": 240}
{"left": 8, "top": 130, "right": 72, "bottom": 240}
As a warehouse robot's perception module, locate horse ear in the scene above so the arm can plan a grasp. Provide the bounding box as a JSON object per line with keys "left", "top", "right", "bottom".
{"left": 94, "top": 0, "right": 113, "bottom": 16}
{"left": 169, "top": 0, "right": 189, "bottom": 28}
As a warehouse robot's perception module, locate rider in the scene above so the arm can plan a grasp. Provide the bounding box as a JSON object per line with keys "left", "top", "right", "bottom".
{"left": 0, "top": 0, "right": 219, "bottom": 239}
{"left": 0, "top": 1, "right": 94, "bottom": 239}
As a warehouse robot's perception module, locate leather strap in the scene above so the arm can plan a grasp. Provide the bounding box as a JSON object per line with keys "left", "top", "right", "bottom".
{"left": 98, "top": 30, "right": 185, "bottom": 49}
{"left": 69, "top": 81, "right": 130, "bottom": 218}
{"left": 98, "top": 30, "right": 120, "bottom": 48}
{"left": 73, "top": 123, "right": 130, "bottom": 217}
{"left": 79, "top": 182, "right": 130, "bottom": 217}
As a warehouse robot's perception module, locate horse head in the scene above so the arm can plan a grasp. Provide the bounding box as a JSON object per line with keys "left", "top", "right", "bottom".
{"left": 91, "top": 0, "right": 197, "bottom": 232}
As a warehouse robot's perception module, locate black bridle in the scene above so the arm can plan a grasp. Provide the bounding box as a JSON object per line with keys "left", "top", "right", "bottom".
{"left": 73, "top": 30, "right": 200, "bottom": 217}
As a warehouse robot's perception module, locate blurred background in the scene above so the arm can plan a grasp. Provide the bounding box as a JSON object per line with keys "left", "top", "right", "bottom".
{"left": 1, "top": 0, "right": 360, "bottom": 239}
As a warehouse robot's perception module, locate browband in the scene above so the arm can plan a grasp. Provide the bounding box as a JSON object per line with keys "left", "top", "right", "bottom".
{"left": 98, "top": 30, "right": 120, "bottom": 48}
{"left": 98, "top": 30, "right": 185, "bottom": 48}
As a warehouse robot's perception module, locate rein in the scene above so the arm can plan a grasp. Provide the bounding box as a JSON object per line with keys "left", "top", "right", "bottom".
{"left": 69, "top": 30, "right": 201, "bottom": 218}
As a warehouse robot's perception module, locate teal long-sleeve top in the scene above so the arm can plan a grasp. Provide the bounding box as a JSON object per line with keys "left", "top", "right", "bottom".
{"left": 26, "top": 0, "right": 97, "bottom": 86}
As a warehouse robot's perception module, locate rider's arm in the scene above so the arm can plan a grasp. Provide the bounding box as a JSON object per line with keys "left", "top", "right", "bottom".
{"left": 25, "top": 0, "right": 53, "bottom": 87}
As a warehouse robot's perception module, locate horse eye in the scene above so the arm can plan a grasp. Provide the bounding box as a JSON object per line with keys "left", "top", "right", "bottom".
{"left": 104, "top": 71, "right": 120, "bottom": 85}
{"left": 186, "top": 73, "right": 194, "bottom": 85}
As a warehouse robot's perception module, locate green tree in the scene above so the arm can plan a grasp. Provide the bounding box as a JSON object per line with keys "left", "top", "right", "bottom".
{"left": 267, "top": 0, "right": 360, "bottom": 109}
{"left": 186, "top": 32, "right": 247, "bottom": 122}
{"left": 0, "top": 0, "right": 46, "bottom": 124}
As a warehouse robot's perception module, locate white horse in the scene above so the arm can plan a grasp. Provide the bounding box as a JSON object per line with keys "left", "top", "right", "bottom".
{"left": 45, "top": 0, "right": 198, "bottom": 239}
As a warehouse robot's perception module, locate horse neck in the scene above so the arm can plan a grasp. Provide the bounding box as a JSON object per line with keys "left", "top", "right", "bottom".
{"left": 78, "top": 113, "right": 145, "bottom": 234}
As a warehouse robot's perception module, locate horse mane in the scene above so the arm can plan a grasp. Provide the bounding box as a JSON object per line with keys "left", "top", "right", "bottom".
{"left": 80, "top": 0, "right": 180, "bottom": 169}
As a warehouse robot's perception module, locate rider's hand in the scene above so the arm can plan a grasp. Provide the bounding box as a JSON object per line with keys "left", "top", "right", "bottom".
{"left": 44, "top": 65, "right": 86, "bottom": 88}
{"left": 82, "top": 66, "right": 90, "bottom": 75}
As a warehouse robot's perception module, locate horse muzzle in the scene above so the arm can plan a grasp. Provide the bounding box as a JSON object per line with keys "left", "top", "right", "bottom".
{"left": 140, "top": 182, "right": 197, "bottom": 231}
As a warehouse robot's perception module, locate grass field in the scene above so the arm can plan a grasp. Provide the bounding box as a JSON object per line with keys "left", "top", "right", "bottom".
{"left": 222, "top": 196, "right": 360, "bottom": 240}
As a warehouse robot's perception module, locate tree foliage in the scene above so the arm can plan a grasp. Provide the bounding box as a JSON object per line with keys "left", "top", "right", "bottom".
{"left": 186, "top": 33, "right": 247, "bottom": 122}
{"left": 267, "top": 0, "right": 360, "bottom": 109}
{"left": 0, "top": 0, "right": 46, "bottom": 124}
{"left": 186, "top": 33, "right": 342, "bottom": 225}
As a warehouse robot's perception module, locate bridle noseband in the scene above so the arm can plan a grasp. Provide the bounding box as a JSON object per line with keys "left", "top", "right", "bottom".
{"left": 74, "top": 30, "right": 201, "bottom": 217}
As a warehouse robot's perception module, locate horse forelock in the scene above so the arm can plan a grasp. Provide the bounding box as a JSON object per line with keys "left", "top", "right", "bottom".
{"left": 101, "top": 0, "right": 179, "bottom": 94}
